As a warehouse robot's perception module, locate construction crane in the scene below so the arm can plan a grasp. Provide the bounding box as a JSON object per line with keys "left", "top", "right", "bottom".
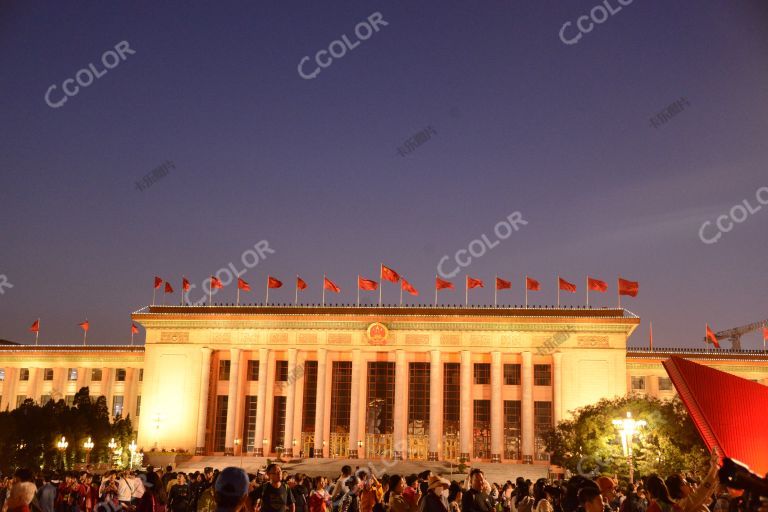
{"left": 702, "top": 319, "right": 768, "bottom": 350}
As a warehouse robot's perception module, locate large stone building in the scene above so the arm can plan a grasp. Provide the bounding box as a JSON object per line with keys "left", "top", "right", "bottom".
{"left": 1, "top": 305, "right": 767, "bottom": 465}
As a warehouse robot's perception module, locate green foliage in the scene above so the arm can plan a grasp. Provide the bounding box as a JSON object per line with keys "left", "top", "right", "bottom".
{"left": 0, "top": 387, "right": 133, "bottom": 474}
{"left": 544, "top": 395, "right": 708, "bottom": 480}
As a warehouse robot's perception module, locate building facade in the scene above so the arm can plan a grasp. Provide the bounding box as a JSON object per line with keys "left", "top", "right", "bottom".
{"left": 1, "top": 305, "right": 767, "bottom": 464}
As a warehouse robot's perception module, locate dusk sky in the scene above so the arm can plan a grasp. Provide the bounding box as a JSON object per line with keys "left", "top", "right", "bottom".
{"left": 1, "top": 1, "right": 767, "bottom": 349}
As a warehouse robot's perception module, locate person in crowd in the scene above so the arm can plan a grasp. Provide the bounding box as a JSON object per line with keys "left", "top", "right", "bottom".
{"left": 137, "top": 471, "right": 168, "bottom": 512}
{"left": 340, "top": 477, "right": 360, "bottom": 512}
{"left": 462, "top": 470, "right": 492, "bottom": 512}
{"left": 386, "top": 476, "right": 414, "bottom": 512}
{"left": 595, "top": 479, "right": 617, "bottom": 512}
{"left": 212, "top": 468, "right": 249, "bottom": 512}
{"left": 253, "top": 464, "right": 294, "bottom": 512}
{"left": 447, "top": 483, "right": 462, "bottom": 512}
{"left": 402, "top": 477, "right": 419, "bottom": 510}
{"left": 78, "top": 473, "right": 97, "bottom": 512}
{"left": 193, "top": 469, "right": 215, "bottom": 512}
{"left": 331, "top": 468, "right": 353, "bottom": 512}
{"left": 578, "top": 489, "right": 604, "bottom": 512}
{"left": 644, "top": 476, "right": 678, "bottom": 512}
{"left": 665, "top": 449, "right": 719, "bottom": 512}
{"left": 56, "top": 472, "right": 86, "bottom": 512}
{"left": 37, "top": 472, "right": 58, "bottom": 512}
{"left": 514, "top": 478, "right": 534, "bottom": 512}
{"left": 354, "top": 471, "right": 381, "bottom": 512}
{"left": 5, "top": 469, "right": 38, "bottom": 512}
{"left": 417, "top": 474, "right": 431, "bottom": 501}
{"left": 126, "top": 471, "right": 146, "bottom": 506}
{"left": 287, "top": 475, "right": 308, "bottom": 512}
{"left": 162, "top": 470, "right": 176, "bottom": 494}
{"left": 168, "top": 473, "right": 191, "bottom": 512}
{"left": 423, "top": 476, "right": 450, "bottom": 512}
{"left": 197, "top": 472, "right": 218, "bottom": 512}
{"left": 309, "top": 477, "right": 331, "bottom": 512}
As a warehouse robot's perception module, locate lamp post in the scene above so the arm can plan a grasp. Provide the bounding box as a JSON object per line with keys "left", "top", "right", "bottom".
{"left": 57, "top": 436, "right": 69, "bottom": 471}
{"left": 234, "top": 438, "right": 242, "bottom": 467}
{"left": 108, "top": 438, "right": 118, "bottom": 469}
{"left": 128, "top": 440, "right": 137, "bottom": 469}
{"left": 262, "top": 438, "right": 269, "bottom": 458}
{"left": 292, "top": 438, "right": 298, "bottom": 459}
{"left": 612, "top": 412, "right": 646, "bottom": 484}
{"left": 83, "top": 437, "right": 94, "bottom": 465}
{"left": 357, "top": 439, "right": 364, "bottom": 459}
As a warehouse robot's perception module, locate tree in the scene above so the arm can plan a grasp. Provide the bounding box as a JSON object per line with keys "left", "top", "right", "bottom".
{"left": 545, "top": 395, "right": 708, "bottom": 480}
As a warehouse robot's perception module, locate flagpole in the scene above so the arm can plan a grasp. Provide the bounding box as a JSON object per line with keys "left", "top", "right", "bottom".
{"left": 83, "top": 318, "right": 87, "bottom": 346}
{"left": 379, "top": 264, "right": 383, "bottom": 306}
{"left": 357, "top": 275, "right": 360, "bottom": 307}
{"left": 295, "top": 275, "right": 299, "bottom": 305}
{"left": 152, "top": 287, "right": 156, "bottom": 306}
{"left": 434, "top": 275, "right": 438, "bottom": 306}
{"left": 617, "top": 278, "right": 621, "bottom": 309}
{"left": 209, "top": 278, "right": 212, "bottom": 306}
{"left": 237, "top": 286, "right": 240, "bottom": 306}
{"left": 131, "top": 331, "right": 135, "bottom": 346}
{"left": 465, "top": 276, "right": 468, "bottom": 306}
{"left": 265, "top": 276, "right": 270, "bottom": 305}
{"left": 649, "top": 321, "right": 653, "bottom": 350}
{"left": 494, "top": 275, "right": 497, "bottom": 307}
{"left": 557, "top": 275, "right": 560, "bottom": 307}
{"left": 586, "top": 276, "right": 589, "bottom": 307}
{"left": 525, "top": 275, "right": 528, "bottom": 308}
{"left": 322, "top": 274, "right": 326, "bottom": 307}
{"left": 400, "top": 282, "right": 403, "bottom": 306}
{"left": 35, "top": 318, "right": 40, "bottom": 346}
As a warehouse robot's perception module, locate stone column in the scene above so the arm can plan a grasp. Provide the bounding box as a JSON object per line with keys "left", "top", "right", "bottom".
{"left": 2, "top": 367, "right": 18, "bottom": 410}
{"left": 292, "top": 352, "right": 306, "bottom": 456}
{"left": 283, "top": 348, "right": 298, "bottom": 457}
{"left": 76, "top": 367, "right": 88, "bottom": 393}
{"left": 490, "top": 351, "right": 503, "bottom": 462}
{"left": 313, "top": 348, "right": 328, "bottom": 457}
{"left": 254, "top": 348, "right": 270, "bottom": 456}
{"left": 124, "top": 368, "right": 138, "bottom": 421}
{"left": 393, "top": 349, "right": 407, "bottom": 460}
{"left": 521, "top": 351, "right": 534, "bottom": 463}
{"left": 102, "top": 368, "right": 115, "bottom": 416}
{"left": 224, "top": 348, "right": 241, "bottom": 455}
{"left": 195, "top": 348, "right": 212, "bottom": 454}
{"left": 348, "top": 349, "right": 361, "bottom": 458}
{"left": 27, "top": 368, "right": 40, "bottom": 404}
{"left": 428, "top": 350, "right": 443, "bottom": 461}
{"left": 460, "top": 350, "right": 472, "bottom": 460}
{"left": 552, "top": 352, "right": 562, "bottom": 425}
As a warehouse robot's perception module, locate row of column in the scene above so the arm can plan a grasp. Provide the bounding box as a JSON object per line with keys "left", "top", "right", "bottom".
{"left": 194, "top": 347, "right": 561, "bottom": 462}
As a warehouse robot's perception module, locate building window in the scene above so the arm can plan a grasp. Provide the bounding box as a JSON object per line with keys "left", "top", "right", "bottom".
{"left": 139, "top": 369, "right": 143, "bottom": 381}
{"left": 534, "top": 364, "right": 552, "bottom": 386}
{"left": 41, "top": 395, "right": 52, "bottom": 406}
{"left": 17, "top": 395, "right": 27, "bottom": 407}
{"left": 330, "top": 361, "right": 352, "bottom": 434}
{"left": 0, "top": 368, "right": 5, "bottom": 381}
{"left": 19, "top": 369, "right": 29, "bottom": 381}
{"left": 218, "top": 360, "right": 231, "bottom": 381}
{"left": 91, "top": 368, "right": 102, "bottom": 381}
{"left": 658, "top": 377, "right": 673, "bottom": 391}
{"left": 367, "top": 362, "right": 395, "bottom": 434}
{"left": 271, "top": 396, "right": 287, "bottom": 453}
{"left": 68, "top": 368, "right": 78, "bottom": 381}
{"left": 276, "top": 361, "right": 289, "bottom": 382}
{"left": 504, "top": 400, "right": 522, "bottom": 459}
{"left": 534, "top": 401, "right": 553, "bottom": 460}
{"left": 136, "top": 396, "right": 141, "bottom": 417}
{"left": 113, "top": 396, "right": 124, "bottom": 417}
{"left": 243, "top": 395, "right": 258, "bottom": 452}
{"left": 65, "top": 395, "right": 75, "bottom": 407}
{"left": 247, "top": 360, "right": 260, "bottom": 381}
{"left": 408, "top": 363, "right": 430, "bottom": 435}
{"left": 443, "top": 363, "right": 460, "bottom": 433}
{"left": 474, "top": 363, "right": 490, "bottom": 385}
{"left": 631, "top": 376, "right": 646, "bottom": 391}
{"left": 43, "top": 368, "right": 54, "bottom": 381}
{"left": 214, "top": 396, "right": 228, "bottom": 452}
{"left": 503, "top": 364, "right": 521, "bottom": 385}
{"left": 116, "top": 369, "right": 126, "bottom": 382}
{"left": 473, "top": 400, "right": 491, "bottom": 459}
{"left": 301, "top": 361, "right": 318, "bottom": 432}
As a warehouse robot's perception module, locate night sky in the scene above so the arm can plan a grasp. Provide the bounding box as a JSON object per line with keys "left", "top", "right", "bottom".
{"left": 2, "top": 1, "right": 767, "bottom": 348}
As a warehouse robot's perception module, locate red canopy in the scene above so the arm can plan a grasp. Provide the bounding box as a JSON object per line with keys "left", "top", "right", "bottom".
{"left": 663, "top": 356, "right": 768, "bottom": 475}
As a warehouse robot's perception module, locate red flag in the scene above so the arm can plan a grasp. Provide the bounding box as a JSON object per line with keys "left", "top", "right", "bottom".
{"left": 238, "top": 278, "right": 251, "bottom": 291}
{"left": 706, "top": 323, "right": 720, "bottom": 348}
{"left": 381, "top": 265, "right": 400, "bottom": 283}
{"left": 588, "top": 277, "right": 607, "bottom": 292}
{"left": 131, "top": 323, "right": 139, "bottom": 335}
{"left": 210, "top": 276, "right": 223, "bottom": 289}
{"left": 268, "top": 276, "right": 283, "bottom": 289}
{"left": 79, "top": 320, "right": 90, "bottom": 332}
{"left": 154, "top": 276, "right": 163, "bottom": 289}
{"left": 618, "top": 278, "right": 639, "bottom": 297}
{"left": 436, "top": 277, "right": 455, "bottom": 290}
{"left": 495, "top": 278, "right": 512, "bottom": 290}
{"left": 182, "top": 277, "right": 191, "bottom": 291}
{"left": 29, "top": 320, "right": 40, "bottom": 333}
{"left": 558, "top": 277, "right": 576, "bottom": 293}
{"left": 467, "top": 277, "right": 484, "bottom": 289}
{"left": 324, "top": 277, "right": 341, "bottom": 293}
{"left": 358, "top": 276, "right": 378, "bottom": 291}
{"left": 297, "top": 276, "right": 308, "bottom": 290}
{"left": 164, "top": 282, "right": 174, "bottom": 294}
{"left": 526, "top": 277, "right": 540, "bottom": 291}
{"left": 763, "top": 326, "right": 768, "bottom": 342}
{"left": 401, "top": 278, "right": 419, "bottom": 296}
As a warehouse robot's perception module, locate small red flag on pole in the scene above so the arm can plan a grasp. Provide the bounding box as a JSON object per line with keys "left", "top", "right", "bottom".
{"left": 525, "top": 276, "right": 540, "bottom": 307}
{"left": 78, "top": 319, "right": 89, "bottom": 346}
{"left": 617, "top": 277, "right": 639, "bottom": 308}
{"left": 586, "top": 277, "right": 607, "bottom": 307}
{"left": 557, "top": 277, "right": 576, "bottom": 307}
{"left": 357, "top": 276, "right": 378, "bottom": 306}
{"left": 182, "top": 277, "right": 191, "bottom": 305}
{"left": 131, "top": 323, "right": 139, "bottom": 346}
{"left": 400, "top": 277, "right": 418, "bottom": 305}
{"left": 763, "top": 326, "right": 768, "bottom": 351}
{"left": 494, "top": 277, "right": 511, "bottom": 307}
{"left": 29, "top": 319, "right": 40, "bottom": 346}
{"left": 465, "top": 276, "right": 484, "bottom": 305}
{"left": 152, "top": 276, "right": 163, "bottom": 305}
{"left": 209, "top": 276, "right": 223, "bottom": 306}
{"left": 237, "top": 278, "right": 251, "bottom": 305}
{"left": 435, "top": 276, "right": 454, "bottom": 305}
{"left": 266, "top": 276, "right": 283, "bottom": 304}
{"left": 380, "top": 264, "right": 400, "bottom": 305}
{"left": 322, "top": 275, "right": 340, "bottom": 306}
{"left": 163, "top": 282, "right": 173, "bottom": 304}
{"left": 705, "top": 323, "right": 720, "bottom": 349}
{"left": 295, "top": 276, "right": 307, "bottom": 305}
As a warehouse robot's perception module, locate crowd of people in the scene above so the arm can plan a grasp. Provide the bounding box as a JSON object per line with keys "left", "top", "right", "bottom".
{"left": 0, "top": 449, "right": 761, "bottom": 512}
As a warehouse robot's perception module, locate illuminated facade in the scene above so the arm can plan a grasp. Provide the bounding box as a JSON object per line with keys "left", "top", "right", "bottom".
{"left": 1, "top": 306, "right": 767, "bottom": 464}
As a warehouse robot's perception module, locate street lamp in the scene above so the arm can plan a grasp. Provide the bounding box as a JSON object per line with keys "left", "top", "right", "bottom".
{"left": 107, "top": 438, "right": 118, "bottom": 469}
{"left": 234, "top": 438, "right": 242, "bottom": 467}
{"left": 128, "top": 440, "right": 137, "bottom": 469}
{"left": 612, "top": 412, "right": 646, "bottom": 483}
{"left": 83, "top": 437, "right": 94, "bottom": 465}
{"left": 262, "top": 438, "right": 269, "bottom": 457}
{"left": 357, "top": 439, "right": 364, "bottom": 458}
{"left": 57, "top": 436, "right": 69, "bottom": 471}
